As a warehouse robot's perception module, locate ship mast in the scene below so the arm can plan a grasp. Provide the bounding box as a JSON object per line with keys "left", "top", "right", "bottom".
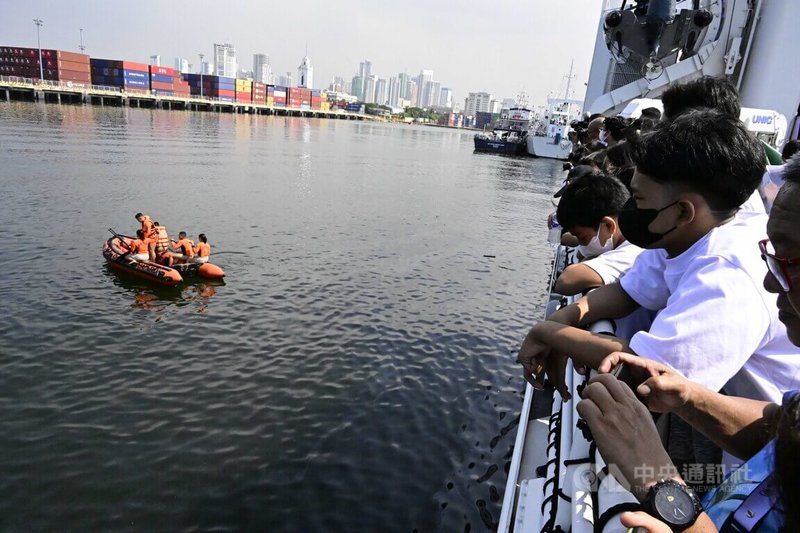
{"left": 563, "top": 59, "right": 575, "bottom": 101}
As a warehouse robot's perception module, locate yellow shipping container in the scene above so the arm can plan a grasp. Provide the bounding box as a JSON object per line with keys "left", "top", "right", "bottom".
{"left": 235, "top": 79, "right": 252, "bottom": 90}
{"left": 266, "top": 97, "right": 274, "bottom": 107}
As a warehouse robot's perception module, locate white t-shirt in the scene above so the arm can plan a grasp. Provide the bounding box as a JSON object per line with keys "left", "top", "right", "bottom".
{"left": 583, "top": 240, "right": 644, "bottom": 285}
{"left": 619, "top": 212, "right": 800, "bottom": 403}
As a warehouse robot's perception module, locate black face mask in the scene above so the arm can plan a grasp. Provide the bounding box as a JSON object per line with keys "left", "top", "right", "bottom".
{"left": 618, "top": 197, "right": 679, "bottom": 248}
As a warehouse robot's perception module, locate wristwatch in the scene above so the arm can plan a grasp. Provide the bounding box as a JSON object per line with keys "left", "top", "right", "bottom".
{"left": 641, "top": 478, "right": 704, "bottom": 531}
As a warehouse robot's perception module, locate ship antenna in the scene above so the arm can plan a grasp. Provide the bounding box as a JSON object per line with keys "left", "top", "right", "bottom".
{"left": 563, "top": 59, "right": 575, "bottom": 100}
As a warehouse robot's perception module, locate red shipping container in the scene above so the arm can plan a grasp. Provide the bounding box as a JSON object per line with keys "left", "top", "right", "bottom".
{"left": 288, "top": 87, "right": 301, "bottom": 96}
{"left": 57, "top": 69, "right": 91, "bottom": 80}
{"left": 121, "top": 60, "right": 149, "bottom": 72}
{"left": 151, "top": 80, "right": 174, "bottom": 91}
{"left": 150, "top": 65, "right": 176, "bottom": 76}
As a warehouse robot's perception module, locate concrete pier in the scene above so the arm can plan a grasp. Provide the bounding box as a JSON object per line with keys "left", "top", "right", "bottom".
{"left": 0, "top": 77, "right": 370, "bottom": 121}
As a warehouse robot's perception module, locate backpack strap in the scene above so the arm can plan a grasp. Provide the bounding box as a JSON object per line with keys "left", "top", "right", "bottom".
{"left": 721, "top": 473, "right": 779, "bottom": 533}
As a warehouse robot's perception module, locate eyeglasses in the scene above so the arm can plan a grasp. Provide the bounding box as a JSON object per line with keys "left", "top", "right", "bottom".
{"left": 759, "top": 239, "right": 800, "bottom": 292}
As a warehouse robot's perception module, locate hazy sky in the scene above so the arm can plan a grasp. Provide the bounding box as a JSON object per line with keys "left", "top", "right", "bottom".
{"left": 2, "top": 0, "right": 603, "bottom": 107}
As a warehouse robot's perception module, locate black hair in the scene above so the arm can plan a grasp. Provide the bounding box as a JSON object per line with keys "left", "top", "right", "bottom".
{"left": 782, "top": 140, "right": 800, "bottom": 162}
{"left": 153, "top": 221, "right": 160, "bottom": 226}
{"left": 135, "top": 212, "right": 143, "bottom": 219}
{"left": 661, "top": 76, "right": 741, "bottom": 121}
{"left": 179, "top": 231, "right": 187, "bottom": 237}
{"left": 580, "top": 150, "right": 607, "bottom": 169}
{"left": 568, "top": 146, "right": 590, "bottom": 164}
{"left": 640, "top": 107, "right": 662, "bottom": 120}
{"left": 199, "top": 233, "right": 208, "bottom": 243}
{"left": 775, "top": 392, "right": 800, "bottom": 533}
{"left": 603, "top": 116, "right": 629, "bottom": 141}
{"left": 614, "top": 166, "right": 635, "bottom": 192}
{"left": 784, "top": 153, "right": 800, "bottom": 184}
{"left": 625, "top": 117, "right": 658, "bottom": 142}
{"left": 605, "top": 141, "right": 633, "bottom": 168}
{"left": 588, "top": 113, "right": 604, "bottom": 121}
{"left": 628, "top": 109, "right": 765, "bottom": 210}
{"left": 136, "top": 229, "right": 144, "bottom": 238}
{"left": 556, "top": 173, "right": 630, "bottom": 230}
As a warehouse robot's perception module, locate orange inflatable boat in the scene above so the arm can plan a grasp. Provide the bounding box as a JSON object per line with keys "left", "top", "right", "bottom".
{"left": 103, "top": 236, "right": 225, "bottom": 286}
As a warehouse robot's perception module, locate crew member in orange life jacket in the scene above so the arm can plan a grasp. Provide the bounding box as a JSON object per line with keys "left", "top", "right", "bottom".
{"left": 192, "top": 233, "right": 211, "bottom": 264}
{"left": 135, "top": 213, "right": 157, "bottom": 261}
{"left": 170, "top": 231, "right": 195, "bottom": 263}
{"left": 126, "top": 229, "right": 152, "bottom": 262}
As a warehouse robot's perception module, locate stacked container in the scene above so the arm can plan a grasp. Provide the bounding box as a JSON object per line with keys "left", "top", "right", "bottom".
{"left": 149, "top": 65, "right": 190, "bottom": 97}
{"left": 235, "top": 78, "right": 252, "bottom": 103}
{"left": 90, "top": 59, "right": 150, "bottom": 91}
{"left": 288, "top": 87, "right": 301, "bottom": 108}
{"left": 320, "top": 90, "right": 330, "bottom": 111}
{"left": 252, "top": 82, "right": 267, "bottom": 104}
{"left": 273, "top": 85, "right": 287, "bottom": 107}
{"left": 299, "top": 88, "right": 312, "bottom": 110}
{"left": 0, "top": 46, "right": 90, "bottom": 85}
{"left": 345, "top": 103, "right": 365, "bottom": 114}
{"left": 183, "top": 74, "right": 235, "bottom": 101}
{"left": 311, "top": 89, "right": 322, "bottom": 110}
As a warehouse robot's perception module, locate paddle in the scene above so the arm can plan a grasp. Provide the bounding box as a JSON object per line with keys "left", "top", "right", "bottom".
{"left": 108, "top": 228, "right": 136, "bottom": 261}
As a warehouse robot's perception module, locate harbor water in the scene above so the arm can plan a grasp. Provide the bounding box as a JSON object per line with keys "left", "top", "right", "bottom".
{"left": 0, "top": 102, "right": 564, "bottom": 531}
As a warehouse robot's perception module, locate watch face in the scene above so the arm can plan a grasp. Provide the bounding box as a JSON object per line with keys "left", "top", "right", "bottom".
{"left": 654, "top": 484, "right": 695, "bottom": 526}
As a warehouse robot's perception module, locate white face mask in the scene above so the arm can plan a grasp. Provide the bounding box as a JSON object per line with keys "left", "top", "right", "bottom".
{"left": 577, "top": 225, "right": 614, "bottom": 258}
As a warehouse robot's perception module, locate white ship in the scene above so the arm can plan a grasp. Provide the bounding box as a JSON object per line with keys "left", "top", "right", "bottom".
{"left": 499, "top": 1, "right": 800, "bottom": 531}
{"left": 526, "top": 62, "right": 583, "bottom": 160}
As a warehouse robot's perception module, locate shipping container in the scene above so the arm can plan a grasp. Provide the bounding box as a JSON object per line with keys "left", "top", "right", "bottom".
{"left": 150, "top": 73, "right": 174, "bottom": 84}
{"left": 151, "top": 81, "right": 174, "bottom": 91}
{"left": 150, "top": 65, "right": 176, "bottom": 76}
{"left": 266, "top": 97, "right": 274, "bottom": 107}
{"left": 152, "top": 89, "right": 174, "bottom": 96}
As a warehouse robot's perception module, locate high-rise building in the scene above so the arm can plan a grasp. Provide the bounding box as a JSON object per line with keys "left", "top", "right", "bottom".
{"left": 213, "top": 43, "right": 237, "bottom": 78}
{"left": 351, "top": 75, "right": 363, "bottom": 100}
{"left": 415, "top": 70, "right": 434, "bottom": 106}
{"left": 149, "top": 55, "right": 161, "bottom": 66}
{"left": 253, "top": 54, "right": 271, "bottom": 84}
{"left": 439, "top": 87, "right": 453, "bottom": 109}
{"left": 278, "top": 72, "right": 293, "bottom": 87}
{"left": 426, "top": 81, "right": 441, "bottom": 107}
{"left": 409, "top": 81, "right": 418, "bottom": 107}
{"left": 388, "top": 77, "right": 401, "bottom": 108}
{"left": 329, "top": 76, "right": 347, "bottom": 93}
{"left": 174, "top": 58, "right": 190, "bottom": 73}
{"left": 201, "top": 61, "right": 213, "bottom": 75}
{"left": 375, "top": 78, "right": 387, "bottom": 105}
{"left": 297, "top": 55, "right": 313, "bottom": 89}
{"left": 363, "top": 75, "right": 377, "bottom": 104}
{"left": 464, "top": 92, "right": 493, "bottom": 116}
{"left": 359, "top": 60, "right": 372, "bottom": 81}
{"left": 398, "top": 72, "right": 411, "bottom": 100}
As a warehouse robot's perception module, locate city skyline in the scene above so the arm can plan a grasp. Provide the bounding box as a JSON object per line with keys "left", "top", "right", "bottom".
{"left": 0, "top": 0, "right": 602, "bottom": 107}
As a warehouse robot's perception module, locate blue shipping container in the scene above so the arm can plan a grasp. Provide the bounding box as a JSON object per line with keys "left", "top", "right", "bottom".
{"left": 123, "top": 79, "right": 148, "bottom": 88}
{"left": 153, "top": 89, "right": 174, "bottom": 96}
{"left": 217, "top": 96, "right": 234, "bottom": 103}
{"left": 124, "top": 70, "right": 148, "bottom": 80}
{"left": 151, "top": 74, "right": 174, "bottom": 84}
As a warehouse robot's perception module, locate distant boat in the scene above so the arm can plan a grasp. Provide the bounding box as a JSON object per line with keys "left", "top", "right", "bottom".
{"left": 527, "top": 61, "right": 583, "bottom": 160}
{"left": 474, "top": 95, "right": 532, "bottom": 156}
